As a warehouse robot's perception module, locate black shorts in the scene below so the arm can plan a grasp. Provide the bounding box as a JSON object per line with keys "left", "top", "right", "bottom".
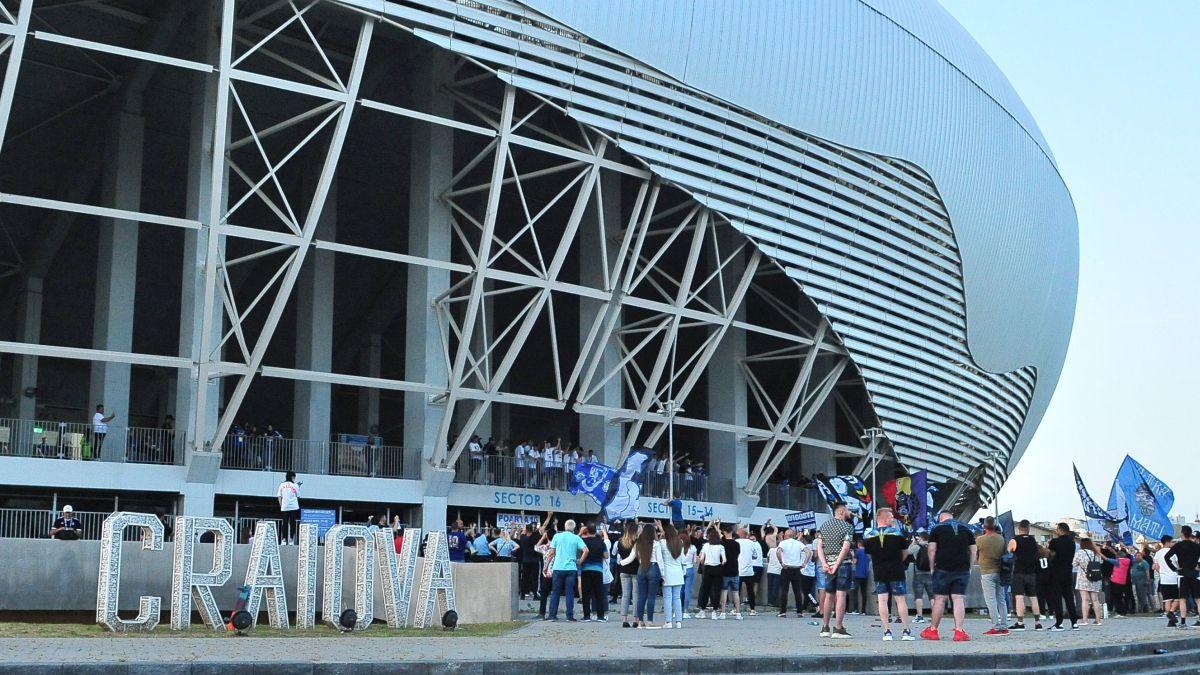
{"left": 1011, "top": 572, "right": 1038, "bottom": 597}
{"left": 1160, "top": 583, "right": 1179, "bottom": 600}
{"left": 1182, "top": 576, "right": 1200, "bottom": 598}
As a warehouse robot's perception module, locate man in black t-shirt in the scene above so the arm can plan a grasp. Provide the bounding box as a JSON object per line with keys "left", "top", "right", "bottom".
{"left": 863, "top": 508, "right": 914, "bottom": 640}
{"left": 1047, "top": 523, "right": 1080, "bottom": 630}
{"left": 518, "top": 523, "right": 542, "bottom": 599}
{"left": 1165, "top": 525, "right": 1200, "bottom": 627}
{"left": 1007, "top": 519, "right": 1042, "bottom": 630}
{"left": 49, "top": 505, "right": 82, "bottom": 540}
{"left": 719, "top": 524, "right": 743, "bottom": 618}
{"left": 921, "top": 511, "right": 976, "bottom": 641}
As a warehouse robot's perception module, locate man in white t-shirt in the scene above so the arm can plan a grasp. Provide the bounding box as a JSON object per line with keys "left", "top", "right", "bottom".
{"left": 277, "top": 471, "right": 301, "bottom": 544}
{"left": 1154, "top": 537, "right": 1181, "bottom": 625}
{"left": 775, "top": 528, "right": 807, "bottom": 616}
{"left": 737, "top": 528, "right": 762, "bottom": 615}
{"left": 91, "top": 404, "right": 116, "bottom": 458}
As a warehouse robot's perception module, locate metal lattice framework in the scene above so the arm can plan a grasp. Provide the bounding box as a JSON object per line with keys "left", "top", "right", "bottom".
{"left": 0, "top": 0, "right": 895, "bottom": 505}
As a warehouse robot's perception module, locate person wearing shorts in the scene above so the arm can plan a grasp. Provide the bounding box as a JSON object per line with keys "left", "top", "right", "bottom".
{"left": 921, "top": 511, "right": 976, "bottom": 642}
{"left": 1007, "top": 520, "right": 1043, "bottom": 630}
{"left": 864, "top": 508, "right": 915, "bottom": 641}
{"left": 815, "top": 503, "right": 855, "bottom": 639}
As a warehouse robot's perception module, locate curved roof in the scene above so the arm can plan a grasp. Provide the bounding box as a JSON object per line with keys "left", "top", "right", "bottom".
{"left": 520, "top": 0, "right": 1079, "bottom": 472}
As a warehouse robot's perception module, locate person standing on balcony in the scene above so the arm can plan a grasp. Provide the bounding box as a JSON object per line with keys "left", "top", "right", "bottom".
{"left": 276, "top": 471, "right": 301, "bottom": 545}
{"left": 49, "top": 505, "right": 82, "bottom": 540}
{"left": 468, "top": 435, "right": 484, "bottom": 483}
{"left": 91, "top": 404, "right": 116, "bottom": 459}
{"left": 262, "top": 424, "right": 282, "bottom": 472}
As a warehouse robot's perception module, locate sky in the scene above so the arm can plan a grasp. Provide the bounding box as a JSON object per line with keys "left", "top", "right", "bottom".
{"left": 938, "top": 1, "right": 1200, "bottom": 523}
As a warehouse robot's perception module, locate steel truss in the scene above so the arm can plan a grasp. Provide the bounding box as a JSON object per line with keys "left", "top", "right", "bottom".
{"left": 0, "top": 0, "right": 876, "bottom": 499}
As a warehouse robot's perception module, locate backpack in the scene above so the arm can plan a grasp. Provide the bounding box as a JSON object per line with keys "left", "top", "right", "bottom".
{"left": 915, "top": 543, "right": 931, "bottom": 572}
{"left": 1084, "top": 553, "right": 1103, "bottom": 582}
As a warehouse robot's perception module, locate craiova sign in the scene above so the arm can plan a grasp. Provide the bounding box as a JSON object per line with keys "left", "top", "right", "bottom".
{"left": 95, "top": 512, "right": 456, "bottom": 633}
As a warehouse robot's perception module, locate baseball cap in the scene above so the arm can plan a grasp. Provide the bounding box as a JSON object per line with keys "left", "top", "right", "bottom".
{"left": 62, "top": 505, "right": 73, "bottom": 512}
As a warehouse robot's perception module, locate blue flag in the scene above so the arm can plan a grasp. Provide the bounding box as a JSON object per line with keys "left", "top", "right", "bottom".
{"left": 1074, "top": 463, "right": 1125, "bottom": 544}
{"left": 569, "top": 448, "right": 653, "bottom": 520}
{"left": 1108, "top": 455, "right": 1173, "bottom": 541}
{"left": 911, "top": 470, "right": 929, "bottom": 530}
{"left": 813, "top": 474, "right": 873, "bottom": 534}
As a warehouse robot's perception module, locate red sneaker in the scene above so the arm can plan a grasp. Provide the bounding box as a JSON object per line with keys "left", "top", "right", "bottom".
{"left": 983, "top": 628, "right": 1003, "bottom": 636}
{"left": 920, "top": 627, "right": 940, "bottom": 640}
{"left": 953, "top": 629, "right": 970, "bottom": 642}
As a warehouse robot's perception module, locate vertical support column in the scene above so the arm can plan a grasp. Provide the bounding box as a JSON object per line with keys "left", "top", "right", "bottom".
{"left": 10, "top": 278, "right": 42, "bottom": 419}
{"left": 294, "top": 182, "right": 337, "bottom": 450}
{"left": 356, "top": 332, "right": 382, "bottom": 432}
{"left": 707, "top": 233, "right": 749, "bottom": 504}
{"left": 403, "top": 51, "right": 454, "bottom": 532}
{"left": 90, "top": 106, "right": 145, "bottom": 458}
{"left": 578, "top": 171, "right": 623, "bottom": 465}
{"left": 799, "top": 398, "right": 837, "bottom": 477}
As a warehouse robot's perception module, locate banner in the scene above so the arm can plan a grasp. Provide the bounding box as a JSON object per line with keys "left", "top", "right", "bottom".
{"left": 496, "top": 513, "right": 540, "bottom": 531}
{"left": 569, "top": 448, "right": 653, "bottom": 520}
{"left": 997, "top": 510, "right": 1015, "bottom": 545}
{"left": 813, "top": 474, "right": 873, "bottom": 534}
{"left": 884, "top": 472, "right": 927, "bottom": 527}
{"left": 913, "top": 471, "right": 930, "bottom": 530}
{"left": 1108, "top": 455, "right": 1173, "bottom": 541}
{"left": 785, "top": 511, "right": 817, "bottom": 530}
{"left": 1073, "top": 463, "right": 1126, "bottom": 544}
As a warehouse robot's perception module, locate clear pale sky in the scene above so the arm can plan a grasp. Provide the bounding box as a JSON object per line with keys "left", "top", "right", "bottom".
{"left": 938, "top": 1, "right": 1200, "bottom": 522}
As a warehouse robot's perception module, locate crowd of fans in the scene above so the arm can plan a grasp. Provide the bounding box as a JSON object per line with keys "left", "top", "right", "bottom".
{"left": 444, "top": 504, "right": 1200, "bottom": 641}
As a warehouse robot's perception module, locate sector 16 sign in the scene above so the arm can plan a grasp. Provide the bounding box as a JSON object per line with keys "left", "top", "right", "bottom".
{"left": 96, "top": 512, "right": 455, "bottom": 633}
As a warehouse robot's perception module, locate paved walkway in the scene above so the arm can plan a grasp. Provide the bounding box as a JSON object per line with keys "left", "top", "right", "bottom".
{"left": 0, "top": 615, "right": 1193, "bottom": 664}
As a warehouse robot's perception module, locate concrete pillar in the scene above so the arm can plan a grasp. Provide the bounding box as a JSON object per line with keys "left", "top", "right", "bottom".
{"left": 10, "top": 278, "right": 42, "bottom": 419}
{"left": 176, "top": 3, "right": 222, "bottom": 456}
{"left": 89, "top": 107, "right": 144, "bottom": 457}
{"left": 293, "top": 182, "right": 336, "bottom": 446}
{"left": 356, "top": 332, "right": 382, "bottom": 433}
{"left": 579, "top": 171, "right": 623, "bottom": 465}
{"left": 403, "top": 50, "right": 454, "bottom": 531}
{"left": 798, "top": 397, "right": 838, "bottom": 477}
{"left": 180, "top": 482, "right": 216, "bottom": 517}
{"left": 707, "top": 231, "right": 749, "bottom": 502}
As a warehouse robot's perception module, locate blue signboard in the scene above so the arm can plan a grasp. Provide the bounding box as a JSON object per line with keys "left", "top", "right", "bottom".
{"left": 300, "top": 508, "right": 337, "bottom": 541}
{"left": 785, "top": 511, "right": 817, "bottom": 530}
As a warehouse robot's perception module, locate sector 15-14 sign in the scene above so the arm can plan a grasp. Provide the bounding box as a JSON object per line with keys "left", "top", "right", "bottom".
{"left": 96, "top": 512, "right": 455, "bottom": 633}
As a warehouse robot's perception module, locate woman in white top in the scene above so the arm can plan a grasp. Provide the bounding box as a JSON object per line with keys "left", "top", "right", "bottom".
{"left": 657, "top": 521, "right": 687, "bottom": 628}
{"left": 1073, "top": 537, "right": 1105, "bottom": 625}
{"left": 679, "top": 530, "right": 698, "bottom": 615}
{"left": 276, "top": 471, "right": 301, "bottom": 544}
{"left": 696, "top": 528, "right": 726, "bottom": 619}
{"left": 765, "top": 527, "right": 783, "bottom": 612}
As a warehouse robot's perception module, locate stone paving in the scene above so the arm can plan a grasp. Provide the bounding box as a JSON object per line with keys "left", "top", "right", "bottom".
{"left": 0, "top": 614, "right": 1194, "bottom": 664}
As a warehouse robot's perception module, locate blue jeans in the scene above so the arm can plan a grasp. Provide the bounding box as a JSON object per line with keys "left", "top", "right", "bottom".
{"left": 636, "top": 563, "right": 661, "bottom": 621}
{"left": 547, "top": 569, "right": 578, "bottom": 620}
{"left": 682, "top": 566, "right": 697, "bottom": 610}
{"left": 663, "top": 584, "right": 684, "bottom": 624}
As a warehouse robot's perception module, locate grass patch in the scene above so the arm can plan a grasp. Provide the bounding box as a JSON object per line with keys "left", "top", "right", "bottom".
{"left": 0, "top": 621, "right": 522, "bottom": 638}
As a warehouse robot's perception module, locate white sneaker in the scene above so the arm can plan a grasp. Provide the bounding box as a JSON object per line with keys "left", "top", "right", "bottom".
{"left": 718, "top": 612, "right": 727, "bottom": 620}
{"left": 711, "top": 612, "right": 719, "bottom": 621}
{"left": 662, "top": 623, "right": 673, "bottom": 630}
{"left": 748, "top": 609, "right": 758, "bottom": 616}
{"left": 681, "top": 613, "right": 690, "bottom": 620}
{"left": 733, "top": 612, "right": 744, "bottom": 621}
{"left": 674, "top": 621, "right": 682, "bottom": 629}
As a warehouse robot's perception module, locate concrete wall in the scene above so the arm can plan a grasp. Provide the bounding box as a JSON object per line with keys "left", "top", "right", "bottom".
{"left": 0, "top": 539, "right": 516, "bottom": 625}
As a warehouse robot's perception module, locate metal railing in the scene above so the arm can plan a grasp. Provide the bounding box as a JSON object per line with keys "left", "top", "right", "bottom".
{"left": 220, "top": 435, "right": 421, "bottom": 480}
{"left": 759, "top": 483, "right": 827, "bottom": 512}
{"left": 0, "top": 507, "right": 155, "bottom": 541}
{"left": 0, "top": 418, "right": 181, "bottom": 465}
{"left": 452, "top": 455, "right": 717, "bottom": 501}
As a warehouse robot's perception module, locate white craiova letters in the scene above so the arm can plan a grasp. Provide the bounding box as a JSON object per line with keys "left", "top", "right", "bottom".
{"left": 96, "top": 512, "right": 164, "bottom": 633}
{"left": 244, "top": 520, "right": 288, "bottom": 628}
{"left": 374, "top": 528, "right": 421, "bottom": 627}
{"left": 414, "top": 530, "right": 457, "bottom": 628}
{"left": 296, "top": 522, "right": 319, "bottom": 629}
{"left": 171, "top": 516, "right": 234, "bottom": 630}
{"left": 322, "top": 524, "right": 374, "bottom": 630}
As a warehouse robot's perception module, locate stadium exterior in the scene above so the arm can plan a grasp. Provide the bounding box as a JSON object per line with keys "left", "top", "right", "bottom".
{"left": 0, "top": 0, "right": 1076, "bottom": 533}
